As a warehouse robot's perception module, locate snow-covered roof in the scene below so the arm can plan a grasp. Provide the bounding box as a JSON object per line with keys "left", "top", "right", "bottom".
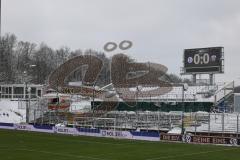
{"left": 43, "top": 93, "right": 71, "bottom": 98}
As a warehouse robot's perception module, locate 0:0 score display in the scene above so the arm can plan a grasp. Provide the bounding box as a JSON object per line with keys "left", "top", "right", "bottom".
{"left": 183, "top": 47, "right": 223, "bottom": 74}
{"left": 188, "top": 53, "right": 212, "bottom": 65}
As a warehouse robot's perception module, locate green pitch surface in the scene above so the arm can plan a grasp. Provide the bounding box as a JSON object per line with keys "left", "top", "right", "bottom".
{"left": 0, "top": 130, "right": 240, "bottom": 160}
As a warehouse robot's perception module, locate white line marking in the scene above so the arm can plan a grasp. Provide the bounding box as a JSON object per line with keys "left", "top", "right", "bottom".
{"left": 145, "top": 148, "right": 238, "bottom": 160}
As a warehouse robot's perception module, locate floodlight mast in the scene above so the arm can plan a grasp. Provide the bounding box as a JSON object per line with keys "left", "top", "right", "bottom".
{"left": 0, "top": 0, "right": 2, "bottom": 38}
{"left": 0, "top": 0, "right": 1, "bottom": 37}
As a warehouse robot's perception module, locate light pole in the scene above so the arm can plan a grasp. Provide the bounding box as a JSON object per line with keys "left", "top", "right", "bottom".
{"left": 56, "top": 86, "right": 62, "bottom": 124}
{"left": 24, "top": 64, "right": 36, "bottom": 124}
{"left": 90, "top": 82, "right": 97, "bottom": 128}
{"left": 136, "top": 84, "right": 142, "bottom": 110}
{"left": 0, "top": 0, "right": 2, "bottom": 37}
{"left": 92, "top": 83, "right": 97, "bottom": 117}
{"left": 26, "top": 86, "right": 31, "bottom": 123}
{"left": 181, "top": 83, "right": 188, "bottom": 135}
{"left": 85, "top": 81, "right": 97, "bottom": 125}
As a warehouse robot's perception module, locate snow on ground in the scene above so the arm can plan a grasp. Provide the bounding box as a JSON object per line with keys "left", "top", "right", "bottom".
{"left": 0, "top": 99, "right": 26, "bottom": 123}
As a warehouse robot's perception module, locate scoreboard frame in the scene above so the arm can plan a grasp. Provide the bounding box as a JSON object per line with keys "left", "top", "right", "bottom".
{"left": 181, "top": 47, "right": 224, "bottom": 75}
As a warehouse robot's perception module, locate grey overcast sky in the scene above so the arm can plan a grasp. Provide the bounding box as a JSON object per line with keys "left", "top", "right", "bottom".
{"left": 2, "top": 0, "right": 240, "bottom": 84}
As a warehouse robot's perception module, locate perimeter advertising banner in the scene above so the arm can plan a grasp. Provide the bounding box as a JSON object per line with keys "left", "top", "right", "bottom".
{"left": 183, "top": 135, "right": 240, "bottom": 146}
{"left": 1, "top": 122, "right": 240, "bottom": 146}
{"left": 160, "top": 134, "right": 182, "bottom": 142}
{"left": 0, "top": 122, "right": 15, "bottom": 130}
{"left": 14, "top": 124, "right": 32, "bottom": 131}
{"left": 54, "top": 127, "right": 78, "bottom": 135}
{"left": 13, "top": 124, "right": 54, "bottom": 133}
{"left": 160, "top": 134, "right": 240, "bottom": 146}
{"left": 100, "top": 130, "right": 133, "bottom": 139}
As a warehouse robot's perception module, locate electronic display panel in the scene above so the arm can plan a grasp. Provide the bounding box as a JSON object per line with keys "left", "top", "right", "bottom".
{"left": 183, "top": 47, "right": 224, "bottom": 74}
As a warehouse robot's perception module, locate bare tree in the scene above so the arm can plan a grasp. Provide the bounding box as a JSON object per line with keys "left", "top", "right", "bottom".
{"left": 68, "top": 49, "right": 83, "bottom": 59}
{"left": 32, "top": 43, "right": 56, "bottom": 84}
{"left": 55, "top": 46, "right": 70, "bottom": 66}
{"left": 0, "top": 33, "right": 17, "bottom": 83}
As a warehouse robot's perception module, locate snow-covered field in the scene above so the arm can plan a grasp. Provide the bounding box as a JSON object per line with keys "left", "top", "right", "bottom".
{"left": 0, "top": 99, "right": 26, "bottom": 123}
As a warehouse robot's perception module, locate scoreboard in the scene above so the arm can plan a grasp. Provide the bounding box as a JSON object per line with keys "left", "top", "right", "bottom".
{"left": 183, "top": 47, "right": 224, "bottom": 74}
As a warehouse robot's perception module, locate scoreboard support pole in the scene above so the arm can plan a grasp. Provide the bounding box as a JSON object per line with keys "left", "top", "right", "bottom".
{"left": 0, "top": 0, "right": 1, "bottom": 37}
{"left": 192, "top": 74, "right": 197, "bottom": 84}
{"left": 209, "top": 74, "right": 214, "bottom": 85}
{"left": 191, "top": 73, "right": 215, "bottom": 85}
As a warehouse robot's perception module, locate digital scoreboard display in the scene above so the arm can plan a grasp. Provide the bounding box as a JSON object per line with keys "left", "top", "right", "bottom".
{"left": 183, "top": 47, "right": 224, "bottom": 74}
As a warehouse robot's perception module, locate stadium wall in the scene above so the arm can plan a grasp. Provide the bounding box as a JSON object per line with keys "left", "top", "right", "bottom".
{"left": 0, "top": 122, "right": 239, "bottom": 146}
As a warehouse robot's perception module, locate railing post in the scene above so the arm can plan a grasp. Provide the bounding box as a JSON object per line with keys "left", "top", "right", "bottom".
{"left": 237, "top": 114, "right": 239, "bottom": 138}
{"left": 222, "top": 113, "right": 224, "bottom": 137}
{"left": 208, "top": 112, "right": 211, "bottom": 135}
{"left": 194, "top": 113, "right": 197, "bottom": 135}
{"left": 158, "top": 111, "right": 160, "bottom": 131}
{"left": 114, "top": 118, "right": 116, "bottom": 139}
